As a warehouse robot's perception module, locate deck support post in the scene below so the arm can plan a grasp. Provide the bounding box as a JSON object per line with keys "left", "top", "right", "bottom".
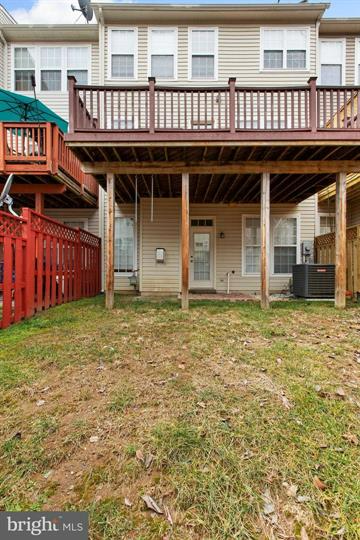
{"left": 261, "top": 172, "right": 270, "bottom": 310}
{"left": 335, "top": 172, "right": 347, "bottom": 309}
{"left": 106, "top": 173, "right": 115, "bottom": 310}
{"left": 35, "top": 193, "right": 44, "bottom": 214}
{"left": 181, "top": 173, "right": 190, "bottom": 310}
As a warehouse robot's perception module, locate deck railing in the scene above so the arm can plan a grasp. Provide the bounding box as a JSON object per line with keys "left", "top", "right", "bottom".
{"left": 68, "top": 76, "right": 360, "bottom": 134}
{"left": 0, "top": 122, "right": 98, "bottom": 199}
{"left": 0, "top": 208, "right": 101, "bottom": 329}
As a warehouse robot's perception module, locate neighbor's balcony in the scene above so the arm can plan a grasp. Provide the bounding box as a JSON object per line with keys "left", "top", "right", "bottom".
{"left": 67, "top": 76, "right": 360, "bottom": 140}
{"left": 0, "top": 122, "right": 99, "bottom": 200}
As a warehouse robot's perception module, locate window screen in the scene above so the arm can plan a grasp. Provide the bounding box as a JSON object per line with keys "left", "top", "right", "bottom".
{"left": 273, "top": 217, "right": 297, "bottom": 274}
{"left": 14, "top": 47, "right": 35, "bottom": 91}
{"left": 111, "top": 30, "right": 136, "bottom": 78}
{"left": 244, "top": 217, "right": 260, "bottom": 274}
{"left": 191, "top": 29, "right": 216, "bottom": 79}
{"left": 115, "top": 217, "right": 134, "bottom": 272}
{"left": 150, "top": 29, "right": 176, "bottom": 78}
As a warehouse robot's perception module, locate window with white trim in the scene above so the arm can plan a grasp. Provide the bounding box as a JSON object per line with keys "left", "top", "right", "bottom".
{"left": 14, "top": 47, "right": 36, "bottom": 91}
{"left": 13, "top": 45, "right": 90, "bottom": 91}
{"left": 244, "top": 217, "right": 261, "bottom": 274}
{"left": 261, "top": 28, "right": 309, "bottom": 70}
{"left": 319, "top": 214, "right": 335, "bottom": 235}
{"left": 272, "top": 217, "right": 297, "bottom": 274}
{"left": 115, "top": 217, "right": 135, "bottom": 273}
{"left": 110, "top": 29, "right": 136, "bottom": 79}
{"left": 149, "top": 28, "right": 176, "bottom": 79}
{"left": 320, "top": 40, "right": 344, "bottom": 85}
{"left": 190, "top": 28, "right": 217, "bottom": 79}
{"left": 67, "top": 47, "right": 89, "bottom": 85}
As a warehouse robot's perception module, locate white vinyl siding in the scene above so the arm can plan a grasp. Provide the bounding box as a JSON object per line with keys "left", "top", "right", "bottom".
{"left": 356, "top": 39, "right": 360, "bottom": 85}
{"left": 261, "top": 28, "right": 310, "bottom": 71}
{"left": 12, "top": 44, "right": 90, "bottom": 92}
{"left": 149, "top": 28, "right": 177, "bottom": 79}
{"left": 189, "top": 28, "right": 218, "bottom": 80}
{"left": 109, "top": 28, "right": 137, "bottom": 79}
{"left": 320, "top": 39, "right": 345, "bottom": 85}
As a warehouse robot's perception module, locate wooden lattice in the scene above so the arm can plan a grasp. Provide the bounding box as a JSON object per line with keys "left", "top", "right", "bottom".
{"left": 0, "top": 211, "right": 24, "bottom": 238}
{"left": 79, "top": 229, "right": 101, "bottom": 248}
{"left": 30, "top": 213, "right": 78, "bottom": 242}
{"left": 315, "top": 226, "right": 359, "bottom": 248}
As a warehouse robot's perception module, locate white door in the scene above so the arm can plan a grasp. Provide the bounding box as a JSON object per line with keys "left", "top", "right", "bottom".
{"left": 190, "top": 226, "right": 214, "bottom": 289}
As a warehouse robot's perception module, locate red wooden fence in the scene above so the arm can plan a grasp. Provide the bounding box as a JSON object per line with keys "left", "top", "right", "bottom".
{"left": 0, "top": 208, "right": 101, "bottom": 329}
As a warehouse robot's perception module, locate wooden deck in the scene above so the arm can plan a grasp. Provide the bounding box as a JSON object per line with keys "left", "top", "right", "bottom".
{"left": 0, "top": 122, "right": 99, "bottom": 208}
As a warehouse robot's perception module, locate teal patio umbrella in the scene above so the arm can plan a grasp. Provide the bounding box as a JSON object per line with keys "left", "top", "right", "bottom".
{"left": 0, "top": 88, "right": 68, "bottom": 133}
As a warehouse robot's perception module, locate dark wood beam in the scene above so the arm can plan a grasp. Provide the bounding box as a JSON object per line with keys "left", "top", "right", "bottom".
{"left": 82, "top": 160, "right": 360, "bottom": 175}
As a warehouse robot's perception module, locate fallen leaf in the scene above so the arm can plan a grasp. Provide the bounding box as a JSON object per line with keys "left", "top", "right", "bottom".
{"left": 335, "top": 387, "right": 346, "bottom": 398}
{"left": 301, "top": 527, "right": 310, "bottom": 540}
{"left": 178, "top": 364, "right": 186, "bottom": 370}
{"left": 343, "top": 432, "right": 359, "bottom": 445}
{"left": 280, "top": 393, "right": 292, "bottom": 409}
{"left": 144, "top": 453, "right": 155, "bottom": 469}
{"left": 297, "top": 495, "right": 311, "bottom": 503}
{"left": 336, "top": 527, "right": 346, "bottom": 536}
{"left": 36, "top": 400, "right": 45, "bottom": 407}
{"left": 197, "top": 401, "right": 206, "bottom": 409}
{"left": 286, "top": 484, "right": 298, "bottom": 498}
{"left": 163, "top": 504, "right": 173, "bottom": 526}
{"left": 262, "top": 489, "right": 275, "bottom": 515}
{"left": 89, "top": 435, "right": 99, "bottom": 443}
{"left": 136, "top": 449, "right": 144, "bottom": 462}
{"left": 313, "top": 476, "right": 326, "bottom": 491}
{"left": 141, "top": 495, "right": 163, "bottom": 514}
{"left": 124, "top": 497, "right": 132, "bottom": 507}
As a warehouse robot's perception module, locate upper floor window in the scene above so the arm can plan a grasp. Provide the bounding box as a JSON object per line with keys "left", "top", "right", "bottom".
{"left": 261, "top": 28, "right": 309, "bottom": 70}
{"left": 189, "top": 28, "right": 217, "bottom": 80}
{"left": 110, "top": 28, "right": 137, "bottom": 79}
{"left": 13, "top": 45, "right": 90, "bottom": 91}
{"left": 14, "top": 47, "right": 36, "bottom": 91}
{"left": 318, "top": 214, "right": 335, "bottom": 235}
{"left": 320, "top": 39, "right": 345, "bottom": 85}
{"left": 149, "top": 28, "right": 177, "bottom": 79}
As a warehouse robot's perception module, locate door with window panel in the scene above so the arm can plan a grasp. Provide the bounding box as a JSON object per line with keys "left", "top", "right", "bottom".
{"left": 190, "top": 220, "right": 214, "bottom": 289}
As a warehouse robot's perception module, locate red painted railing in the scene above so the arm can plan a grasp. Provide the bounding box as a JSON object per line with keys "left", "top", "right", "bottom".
{"left": 0, "top": 122, "right": 98, "bottom": 200}
{"left": 68, "top": 76, "right": 360, "bottom": 133}
{"left": 0, "top": 209, "right": 101, "bottom": 329}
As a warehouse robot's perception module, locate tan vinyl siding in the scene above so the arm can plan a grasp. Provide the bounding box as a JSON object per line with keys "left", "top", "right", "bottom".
{"left": 0, "top": 41, "right": 5, "bottom": 87}
{"left": 346, "top": 37, "right": 356, "bottom": 85}
{"left": 44, "top": 208, "right": 100, "bottom": 237}
{"left": 140, "top": 196, "right": 316, "bottom": 295}
{"left": 104, "top": 24, "right": 317, "bottom": 85}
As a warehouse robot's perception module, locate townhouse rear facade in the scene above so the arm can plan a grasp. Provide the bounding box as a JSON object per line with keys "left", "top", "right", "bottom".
{"left": 1, "top": 2, "right": 359, "bottom": 300}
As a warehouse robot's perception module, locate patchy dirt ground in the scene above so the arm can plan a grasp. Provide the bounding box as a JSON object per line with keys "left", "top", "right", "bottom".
{"left": 0, "top": 297, "right": 360, "bottom": 539}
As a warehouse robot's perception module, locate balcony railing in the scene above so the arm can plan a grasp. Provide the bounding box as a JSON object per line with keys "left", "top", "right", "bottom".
{"left": 68, "top": 76, "right": 360, "bottom": 134}
{"left": 0, "top": 122, "right": 98, "bottom": 199}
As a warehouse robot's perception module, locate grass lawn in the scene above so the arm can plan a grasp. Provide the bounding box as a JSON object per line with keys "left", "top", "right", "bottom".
{"left": 0, "top": 296, "right": 360, "bottom": 539}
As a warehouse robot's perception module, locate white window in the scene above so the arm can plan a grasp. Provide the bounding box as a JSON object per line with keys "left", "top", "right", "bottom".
{"left": 14, "top": 47, "right": 36, "bottom": 91}
{"left": 149, "top": 28, "right": 177, "bottom": 79}
{"left": 272, "top": 217, "right": 298, "bottom": 274}
{"left": 243, "top": 215, "right": 299, "bottom": 275}
{"left": 189, "top": 28, "right": 217, "bottom": 80}
{"left": 244, "top": 217, "right": 261, "bottom": 274}
{"left": 320, "top": 39, "right": 345, "bottom": 85}
{"left": 40, "top": 47, "right": 62, "bottom": 91}
{"left": 261, "top": 28, "right": 309, "bottom": 70}
{"left": 110, "top": 28, "right": 137, "bottom": 79}
{"left": 115, "top": 217, "right": 135, "bottom": 273}
{"left": 67, "top": 47, "right": 89, "bottom": 85}
{"left": 318, "top": 214, "right": 335, "bottom": 235}
{"left": 13, "top": 45, "right": 90, "bottom": 92}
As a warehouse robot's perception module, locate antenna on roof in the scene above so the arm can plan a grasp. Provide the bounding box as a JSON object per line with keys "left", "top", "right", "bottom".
{"left": 71, "top": 0, "right": 93, "bottom": 23}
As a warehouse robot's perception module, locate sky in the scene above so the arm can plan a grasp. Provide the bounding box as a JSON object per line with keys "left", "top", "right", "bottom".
{"left": 2, "top": 0, "right": 360, "bottom": 24}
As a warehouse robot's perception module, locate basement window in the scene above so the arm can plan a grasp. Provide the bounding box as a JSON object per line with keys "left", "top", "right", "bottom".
{"left": 191, "top": 219, "right": 213, "bottom": 227}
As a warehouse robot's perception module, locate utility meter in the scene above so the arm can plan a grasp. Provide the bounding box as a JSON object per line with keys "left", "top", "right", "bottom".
{"left": 155, "top": 248, "right": 166, "bottom": 263}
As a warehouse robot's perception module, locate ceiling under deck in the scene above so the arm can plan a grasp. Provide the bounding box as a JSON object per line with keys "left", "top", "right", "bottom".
{"left": 71, "top": 143, "right": 360, "bottom": 204}
{"left": 0, "top": 174, "right": 97, "bottom": 209}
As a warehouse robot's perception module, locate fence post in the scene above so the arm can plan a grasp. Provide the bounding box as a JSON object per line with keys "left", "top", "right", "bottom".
{"left": 148, "top": 77, "right": 156, "bottom": 134}
{"left": 308, "top": 77, "right": 317, "bottom": 133}
{"left": 68, "top": 76, "right": 77, "bottom": 133}
{"left": 51, "top": 125, "right": 59, "bottom": 174}
{"left": 75, "top": 229, "right": 81, "bottom": 300}
{"left": 22, "top": 208, "right": 36, "bottom": 318}
{"left": 228, "top": 77, "right": 236, "bottom": 133}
